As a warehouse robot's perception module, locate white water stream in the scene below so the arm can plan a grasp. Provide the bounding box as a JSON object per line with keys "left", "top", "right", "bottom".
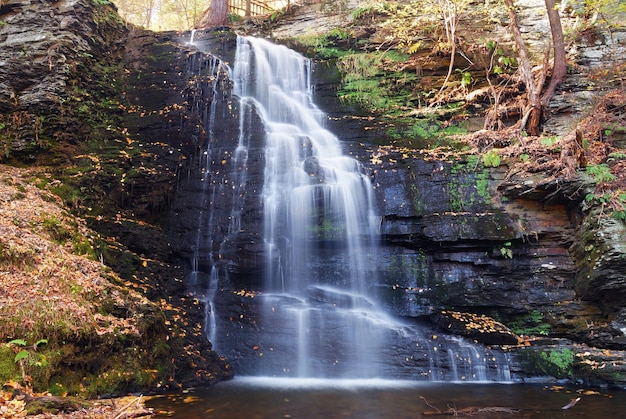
{"left": 233, "top": 36, "right": 387, "bottom": 378}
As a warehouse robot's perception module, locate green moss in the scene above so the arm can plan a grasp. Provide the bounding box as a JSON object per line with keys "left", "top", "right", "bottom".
{"left": 41, "top": 214, "right": 72, "bottom": 244}
{"left": 389, "top": 251, "right": 430, "bottom": 287}
{"left": 310, "top": 217, "right": 346, "bottom": 240}
{"left": 448, "top": 156, "right": 492, "bottom": 212}
{"left": 37, "top": 213, "right": 97, "bottom": 259}
{"left": 0, "top": 239, "right": 35, "bottom": 268}
{"left": 519, "top": 347, "right": 575, "bottom": 379}
{"left": 0, "top": 346, "right": 21, "bottom": 383}
{"left": 71, "top": 235, "right": 96, "bottom": 259}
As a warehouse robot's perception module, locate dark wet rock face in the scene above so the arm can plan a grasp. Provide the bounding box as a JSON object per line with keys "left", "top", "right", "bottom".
{"left": 370, "top": 154, "right": 578, "bottom": 316}
{"left": 0, "top": 0, "right": 120, "bottom": 112}
{"left": 0, "top": 0, "right": 128, "bottom": 162}
{"left": 570, "top": 209, "right": 626, "bottom": 349}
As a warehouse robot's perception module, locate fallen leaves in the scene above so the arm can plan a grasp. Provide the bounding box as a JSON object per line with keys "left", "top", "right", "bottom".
{"left": 0, "top": 393, "right": 26, "bottom": 418}
{"left": 0, "top": 164, "right": 153, "bottom": 344}
{"left": 0, "top": 383, "right": 154, "bottom": 419}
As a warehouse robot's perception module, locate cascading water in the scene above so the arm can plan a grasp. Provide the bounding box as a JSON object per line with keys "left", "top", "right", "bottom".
{"left": 183, "top": 32, "right": 515, "bottom": 382}
{"left": 233, "top": 36, "right": 388, "bottom": 378}
{"left": 182, "top": 44, "right": 233, "bottom": 351}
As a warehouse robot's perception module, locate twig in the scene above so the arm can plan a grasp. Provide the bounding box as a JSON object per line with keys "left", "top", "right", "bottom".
{"left": 420, "top": 395, "right": 441, "bottom": 414}
{"left": 113, "top": 395, "right": 151, "bottom": 419}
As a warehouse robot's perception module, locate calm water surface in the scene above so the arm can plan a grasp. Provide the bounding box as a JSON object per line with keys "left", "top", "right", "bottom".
{"left": 147, "top": 377, "right": 626, "bottom": 418}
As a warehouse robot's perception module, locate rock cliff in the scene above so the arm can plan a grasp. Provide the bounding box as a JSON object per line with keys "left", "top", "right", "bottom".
{"left": 1, "top": 0, "right": 235, "bottom": 395}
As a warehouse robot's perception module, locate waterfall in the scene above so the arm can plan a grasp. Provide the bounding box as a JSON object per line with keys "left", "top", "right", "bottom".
{"left": 181, "top": 32, "right": 515, "bottom": 382}
{"left": 233, "top": 36, "right": 386, "bottom": 378}
{"left": 183, "top": 50, "right": 232, "bottom": 352}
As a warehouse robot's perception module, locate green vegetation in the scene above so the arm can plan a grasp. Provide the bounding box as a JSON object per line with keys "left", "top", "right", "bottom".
{"left": 0, "top": 239, "right": 35, "bottom": 269}
{"left": 482, "top": 150, "right": 501, "bottom": 167}
{"left": 608, "top": 151, "right": 626, "bottom": 161}
{"left": 541, "top": 348, "right": 575, "bottom": 378}
{"left": 41, "top": 214, "right": 73, "bottom": 245}
{"left": 38, "top": 213, "right": 97, "bottom": 258}
{"left": 448, "top": 155, "right": 492, "bottom": 212}
{"left": 310, "top": 217, "right": 346, "bottom": 240}
{"left": 351, "top": 0, "right": 396, "bottom": 21}
{"left": 0, "top": 111, "right": 53, "bottom": 162}
{"left": 586, "top": 163, "right": 617, "bottom": 183}
{"left": 389, "top": 251, "right": 429, "bottom": 287}
{"left": 499, "top": 241, "right": 513, "bottom": 259}
{"left": 296, "top": 29, "right": 355, "bottom": 59}
{"left": 332, "top": 47, "right": 468, "bottom": 147}
{"left": 584, "top": 163, "right": 624, "bottom": 223}
{"left": 613, "top": 192, "right": 626, "bottom": 222}
{"left": 6, "top": 338, "right": 49, "bottom": 383}
{"left": 520, "top": 347, "right": 575, "bottom": 379}
{"left": 228, "top": 13, "right": 243, "bottom": 23}
{"left": 269, "top": 9, "right": 286, "bottom": 22}
{"left": 508, "top": 310, "right": 551, "bottom": 336}
{"left": 540, "top": 136, "right": 560, "bottom": 148}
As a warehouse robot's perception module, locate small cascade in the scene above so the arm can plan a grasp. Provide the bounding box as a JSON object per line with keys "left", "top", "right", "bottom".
{"left": 204, "top": 266, "right": 219, "bottom": 347}
{"left": 226, "top": 94, "right": 254, "bottom": 236}
{"left": 182, "top": 48, "right": 233, "bottom": 352}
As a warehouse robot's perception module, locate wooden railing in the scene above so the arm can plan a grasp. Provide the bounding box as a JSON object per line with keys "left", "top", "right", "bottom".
{"left": 228, "top": 0, "right": 304, "bottom": 17}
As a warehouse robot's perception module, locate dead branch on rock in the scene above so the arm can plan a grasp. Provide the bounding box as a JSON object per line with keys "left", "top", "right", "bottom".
{"left": 113, "top": 395, "right": 154, "bottom": 419}
{"left": 420, "top": 396, "right": 521, "bottom": 416}
{"left": 419, "top": 396, "right": 441, "bottom": 414}
{"left": 423, "top": 406, "right": 522, "bottom": 416}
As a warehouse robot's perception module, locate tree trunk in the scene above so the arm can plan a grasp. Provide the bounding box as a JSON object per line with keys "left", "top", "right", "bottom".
{"left": 432, "top": 0, "right": 458, "bottom": 105}
{"left": 503, "top": 0, "right": 541, "bottom": 135}
{"left": 541, "top": 0, "right": 567, "bottom": 106}
{"left": 196, "top": 0, "right": 229, "bottom": 28}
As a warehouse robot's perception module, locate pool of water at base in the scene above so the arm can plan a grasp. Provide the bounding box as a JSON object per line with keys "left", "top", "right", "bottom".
{"left": 146, "top": 377, "right": 626, "bottom": 418}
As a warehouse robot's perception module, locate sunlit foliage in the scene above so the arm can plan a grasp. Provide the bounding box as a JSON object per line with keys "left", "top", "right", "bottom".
{"left": 113, "top": 0, "right": 206, "bottom": 30}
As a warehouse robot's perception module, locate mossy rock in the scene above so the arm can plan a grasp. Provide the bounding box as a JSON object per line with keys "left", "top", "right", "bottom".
{"left": 518, "top": 346, "right": 575, "bottom": 379}
{"left": 0, "top": 346, "right": 21, "bottom": 383}
{"left": 25, "top": 395, "right": 91, "bottom": 416}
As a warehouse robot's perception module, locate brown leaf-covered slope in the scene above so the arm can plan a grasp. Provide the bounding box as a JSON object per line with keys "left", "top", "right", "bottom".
{"left": 0, "top": 165, "right": 139, "bottom": 340}
{"left": 0, "top": 164, "right": 232, "bottom": 400}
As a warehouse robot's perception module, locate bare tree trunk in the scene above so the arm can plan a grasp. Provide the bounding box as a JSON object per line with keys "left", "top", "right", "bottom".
{"left": 144, "top": 0, "right": 156, "bottom": 30}
{"left": 541, "top": 0, "right": 567, "bottom": 106}
{"left": 503, "top": 0, "right": 541, "bottom": 135}
{"left": 433, "top": 0, "right": 459, "bottom": 105}
{"left": 197, "top": 0, "right": 229, "bottom": 28}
